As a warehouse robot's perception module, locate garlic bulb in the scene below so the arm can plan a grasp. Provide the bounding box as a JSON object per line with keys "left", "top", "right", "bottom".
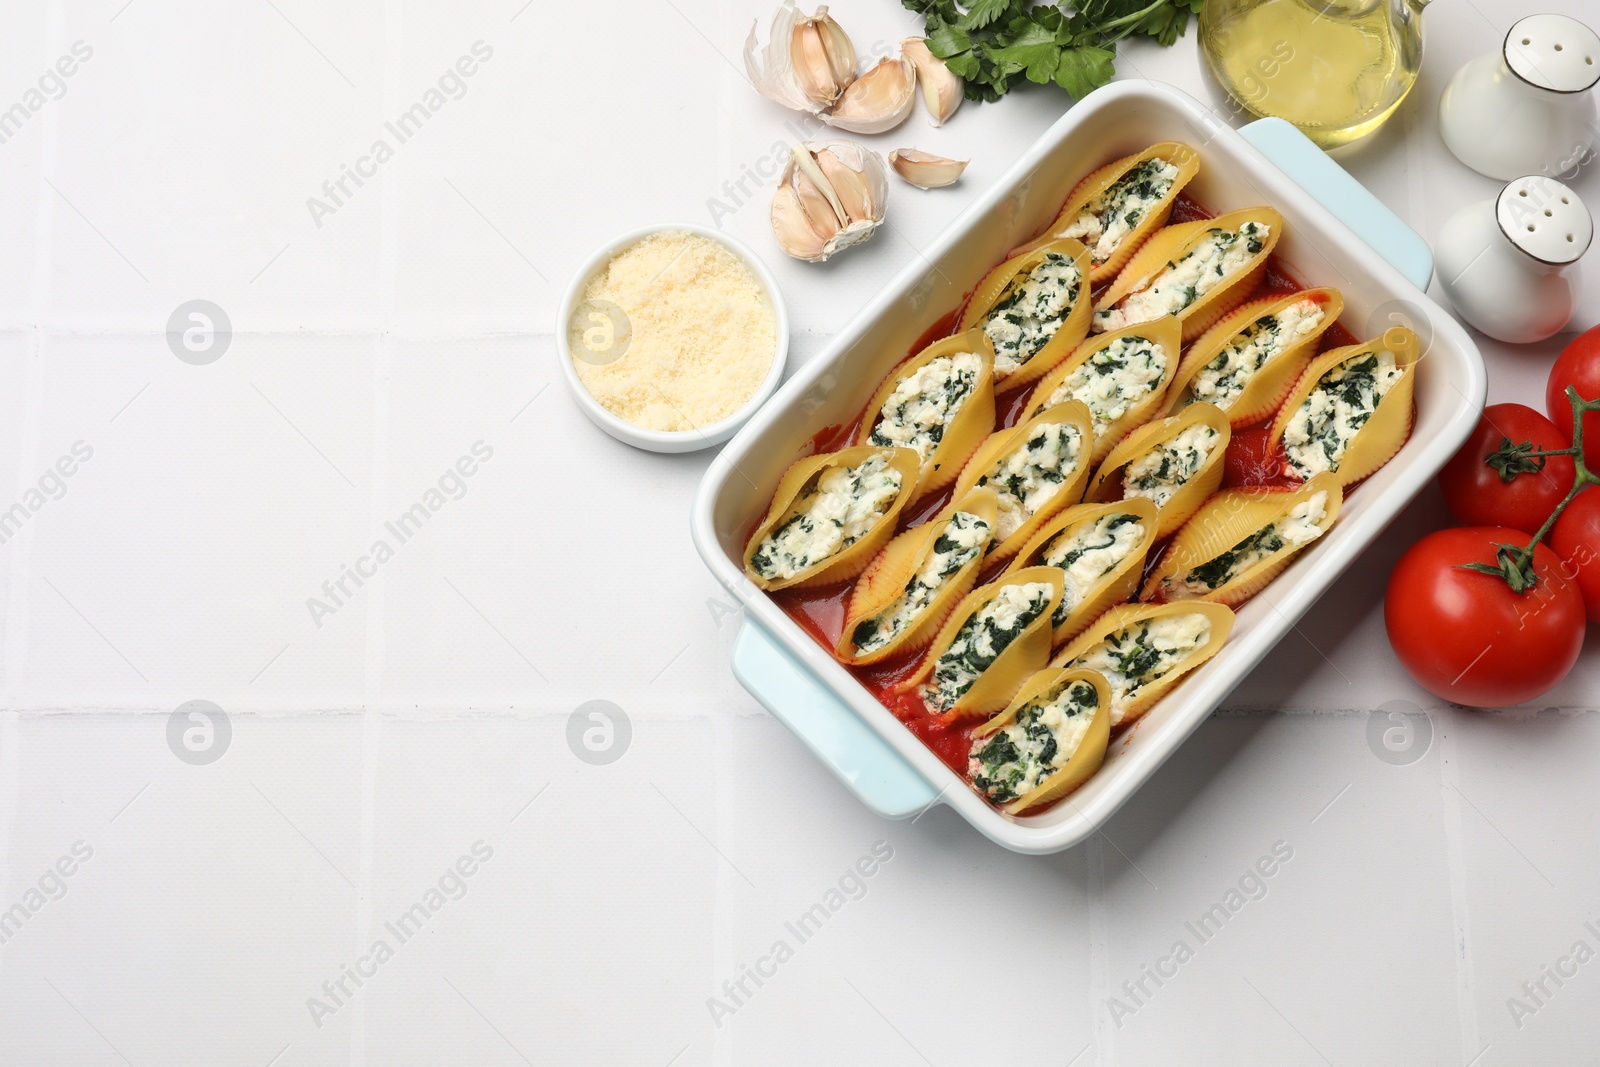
{"left": 746, "top": 0, "right": 858, "bottom": 114}
{"left": 824, "top": 55, "right": 917, "bottom": 134}
{"left": 902, "top": 37, "right": 963, "bottom": 126}
{"left": 890, "top": 148, "right": 968, "bottom": 189}
{"left": 771, "top": 141, "right": 889, "bottom": 263}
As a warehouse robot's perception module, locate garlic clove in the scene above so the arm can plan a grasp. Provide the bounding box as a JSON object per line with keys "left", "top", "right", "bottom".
{"left": 771, "top": 140, "right": 889, "bottom": 262}
{"left": 745, "top": 0, "right": 827, "bottom": 114}
{"left": 902, "top": 37, "right": 963, "bottom": 127}
{"left": 791, "top": 8, "right": 858, "bottom": 108}
{"left": 816, "top": 147, "right": 874, "bottom": 224}
{"left": 824, "top": 56, "right": 916, "bottom": 134}
{"left": 791, "top": 154, "right": 847, "bottom": 238}
{"left": 890, "top": 148, "right": 968, "bottom": 189}
{"left": 816, "top": 11, "right": 858, "bottom": 95}
{"left": 772, "top": 184, "right": 832, "bottom": 261}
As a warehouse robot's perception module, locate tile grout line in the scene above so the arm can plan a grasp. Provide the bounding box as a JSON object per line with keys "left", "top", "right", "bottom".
{"left": 349, "top": 0, "right": 405, "bottom": 1061}
{"left": 1, "top": 0, "right": 66, "bottom": 992}
{"left": 711, "top": 687, "right": 737, "bottom": 1067}
{"left": 1437, "top": 714, "right": 1482, "bottom": 1062}
{"left": 6, "top": 0, "right": 69, "bottom": 721}
{"left": 1088, "top": 833, "right": 1112, "bottom": 1067}
{"left": 711, "top": 12, "right": 735, "bottom": 1065}
{"left": 0, "top": 711, "right": 18, "bottom": 945}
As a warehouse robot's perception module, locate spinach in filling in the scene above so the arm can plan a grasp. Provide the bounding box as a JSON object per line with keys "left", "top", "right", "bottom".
{"left": 1185, "top": 525, "right": 1286, "bottom": 590}
{"left": 925, "top": 582, "right": 1053, "bottom": 710}
{"left": 969, "top": 679, "right": 1099, "bottom": 802}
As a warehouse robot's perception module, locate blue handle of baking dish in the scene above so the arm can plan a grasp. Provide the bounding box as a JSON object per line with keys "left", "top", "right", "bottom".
{"left": 731, "top": 619, "right": 939, "bottom": 819}
{"left": 735, "top": 119, "right": 1432, "bottom": 822}
{"left": 1239, "top": 117, "right": 1434, "bottom": 291}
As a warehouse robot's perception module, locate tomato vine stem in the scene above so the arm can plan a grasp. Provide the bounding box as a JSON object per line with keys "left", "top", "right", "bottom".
{"left": 1464, "top": 387, "right": 1600, "bottom": 594}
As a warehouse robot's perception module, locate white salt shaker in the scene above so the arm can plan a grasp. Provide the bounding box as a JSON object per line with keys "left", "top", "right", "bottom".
{"left": 1438, "top": 13, "right": 1599, "bottom": 181}
{"left": 1436, "top": 176, "right": 1592, "bottom": 344}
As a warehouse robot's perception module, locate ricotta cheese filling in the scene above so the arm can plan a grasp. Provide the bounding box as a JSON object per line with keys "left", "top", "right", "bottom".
{"left": 1042, "top": 512, "right": 1148, "bottom": 625}
{"left": 851, "top": 511, "right": 992, "bottom": 656}
{"left": 1161, "top": 491, "right": 1328, "bottom": 599}
{"left": 1188, "top": 299, "right": 1324, "bottom": 410}
{"left": 1282, "top": 351, "right": 1405, "bottom": 479}
{"left": 1122, "top": 424, "right": 1221, "bottom": 508}
{"left": 1044, "top": 334, "right": 1169, "bottom": 430}
{"left": 1060, "top": 159, "right": 1182, "bottom": 264}
{"left": 868, "top": 351, "right": 983, "bottom": 463}
{"left": 749, "top": 455, "right": 903, "bottom": 581}
{"left": 925, "top": 582, "right": 1054, "bottom": 711}
{"left": 968, "top": 678, "right": 1099, "bottom": 802}
{"left": 1093, "top": 221, "right": 1270, "bottom": 333}
{"left": 981, "top": 252, "right": 1084, "bottom": 377}
{"left": 977, "top": 422, "right": 1085, "bottom": 542}
{"left": 1069, "top": 613, "right": 1212, "bottom": 725}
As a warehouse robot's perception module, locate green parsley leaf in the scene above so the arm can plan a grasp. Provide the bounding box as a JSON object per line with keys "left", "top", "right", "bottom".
{"left": 904, "top": 0, "right": 1203, "bottom": 102}
{"left": 958, "top": 0, "right": 1014, "bottom": 30}
{"left": 1054, "top": 44, "right": 1116, "bottom": 98}
{"left": 988, "top": 19, "right": 1065, "bottom": 82}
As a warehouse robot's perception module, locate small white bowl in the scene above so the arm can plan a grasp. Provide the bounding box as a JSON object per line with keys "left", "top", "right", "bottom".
{"left": 556, "top": 223, "right": 790, "bottom": 454}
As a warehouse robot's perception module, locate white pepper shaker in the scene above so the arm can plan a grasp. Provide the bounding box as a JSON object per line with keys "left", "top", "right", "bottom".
{"left": 1436, "top": 176, "right": 1591, "bottom": 344}
{"left": 1438, "top": 13, "right": 1599, "bottom": 180}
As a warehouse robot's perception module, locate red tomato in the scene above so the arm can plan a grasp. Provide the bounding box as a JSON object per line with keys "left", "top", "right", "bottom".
{"left": 1551, "top": 486, "right": 1600, "bottom": 623}
{"left": 1385, "top": 527, "right": 1585, "bottom": 708}
{"left": 1547, "top": 324, "right": 1600, "bottom": 471}
{"left": 1438, "top": 404, "right": 1576, "bottom": 530}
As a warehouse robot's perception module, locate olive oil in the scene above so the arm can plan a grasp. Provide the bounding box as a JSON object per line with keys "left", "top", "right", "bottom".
{"left": 1199, "top": 0, "right": 1427, "bottom": 148}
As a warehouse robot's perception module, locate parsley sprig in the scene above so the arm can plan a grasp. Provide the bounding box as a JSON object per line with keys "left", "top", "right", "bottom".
{"left": 906, "top": 0, "right": 1205, "bottom": 102}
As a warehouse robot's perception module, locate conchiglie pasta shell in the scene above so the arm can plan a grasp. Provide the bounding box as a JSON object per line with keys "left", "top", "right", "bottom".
{"left": 1085, "top": 402, "right": 1231, "bottom": 540}
{"left": 1267, "top": 327, "right": 1420, "bottom": 487}
{"left": 1166, "top": 287, "right": 1345, "bottom": 427}
{"left": 900, "top": 566, "right": 1065, "bottom": 722}
{"left": 959, "top": 238, "right": 1093, "bottom": 387}
{"left": 1139, "top": 473, "right": 1343, "bottom": 606}
{"left": 1048, "top": 601, "right": 1234, "bottom": 727}
{"left": 836, "top": 487, "right": 1000, "bottom": 664}
{"left": 949, "top": 401, "right": 1096, "bottom": 563}
{"left": 970, "top": 667, "right": 1113, "bottom": 815}
{"left": 1093, "top": 207, "right": 1284, "bottom": 342}
{"left": 1027, "top": 314, "right": 1182, "bottom": 464}
{"left": 1013, "top": 142, "right": 1200, "bottom": 283}
{"left": 742, "top": 446, "right": 922, "bottom": 591}
{"left": 1002, "top": 497, "right": 1160, "bottom": 646}
{"left": 854, "top": 329, "right": 997, "bottom": 498}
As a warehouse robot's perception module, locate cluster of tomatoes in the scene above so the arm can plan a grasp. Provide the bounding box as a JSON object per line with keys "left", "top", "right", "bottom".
{"left": 1386, "top": 326, "right": 1600, "bottom": 708}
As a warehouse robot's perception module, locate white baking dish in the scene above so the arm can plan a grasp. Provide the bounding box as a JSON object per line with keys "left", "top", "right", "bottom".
{"left": 690, "top": 80, "right": 1484, "bottom": 854}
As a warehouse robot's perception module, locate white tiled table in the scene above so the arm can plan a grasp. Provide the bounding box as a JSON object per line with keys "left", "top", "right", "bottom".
{"left": 1, "top": 1, "right": 1597, "bottom": 1064}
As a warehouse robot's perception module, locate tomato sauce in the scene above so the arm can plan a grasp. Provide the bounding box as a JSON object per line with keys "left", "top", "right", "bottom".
{"left": 762, "top": 189, "right": 1409, "bottom": 810}
{"left": 770, "top": 579, "right": 978, "bottom": 776}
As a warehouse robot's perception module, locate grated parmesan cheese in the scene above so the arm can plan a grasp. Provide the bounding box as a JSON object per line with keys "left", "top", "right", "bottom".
{"left": 572, "top": 231, "right": 777, "bottom": 432}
